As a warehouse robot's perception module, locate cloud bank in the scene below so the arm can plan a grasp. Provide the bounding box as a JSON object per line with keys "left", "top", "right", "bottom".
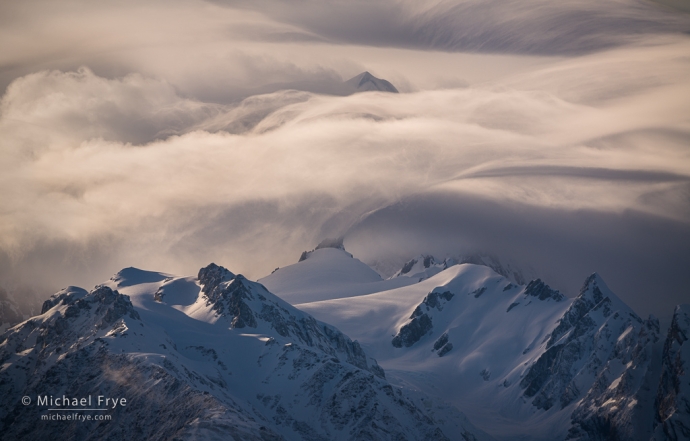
{"left": 0, "top": 0, "right": 688, "bottom": 317}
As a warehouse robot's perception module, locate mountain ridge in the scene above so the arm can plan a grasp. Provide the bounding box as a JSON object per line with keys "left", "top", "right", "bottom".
{"left": 0, "top": 263, "right": 489, "bottom": 441}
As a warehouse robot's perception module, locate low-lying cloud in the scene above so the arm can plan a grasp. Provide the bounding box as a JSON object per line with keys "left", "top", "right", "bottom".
{"left": 0, "top": 0, "right": 688, "bottom": 318}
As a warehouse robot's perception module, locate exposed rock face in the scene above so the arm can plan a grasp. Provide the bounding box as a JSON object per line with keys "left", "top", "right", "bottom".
{"left": 438, "top": 342, "right": 453, "bottom": 357}
{"left": 517, "top": 274, "right": 662, "bottom": 440}
{"left": 39, "top": 286, "right": 88, "bottom": 314}
{"left": 392, "top": 314, "right": 433, "bottom": 348}
{"left": 400, "top": 255, "right": 436, "bottom": 276}
{"left": 392, "top": 291, "right": 454, "bottom": 348}
{"left": 652, "top": 305, "right": 690, "bottom": 441}
{"left": 433, "top": 332, "right": 449, "bottom": 351}
{"left": 198, "top": 264, "right": 383, "bottom": 376}
{"left": 524, "top": 279, "right": 565, "bottom": 302}
{"left": 198, "top": 263, "right": 235, "bottom": 296}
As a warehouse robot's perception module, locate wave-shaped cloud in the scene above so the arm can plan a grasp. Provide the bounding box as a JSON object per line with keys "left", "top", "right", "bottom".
{"left": 215, "top": 0, "right": 690, "bottom": 54}
{"left": 1, "top": 0, "right": 689, "bottom": 316}
{"left": 1, "top": 36, "right": 689, "bottom": 317}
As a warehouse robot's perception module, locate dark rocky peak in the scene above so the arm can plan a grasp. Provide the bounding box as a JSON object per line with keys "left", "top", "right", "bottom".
{"left": 198, "top": 263, "right": 235, "bottom": 295}
{"left": 579, "top": 273, "right": 606, "bottom": 305}
{"left": 576, "top": 273, "right": 630, "bottom": 313}
{"left": 198, "top": 263, "right": 256, "bottom": 328}
{"left": 524, "top": 279, "right": 565, "bottom": 302}
{"left": 547, "top": 273, "right": 638, "bottom": 349}
{"left": 344, "top": 71, "right": 398, "bottom": 94}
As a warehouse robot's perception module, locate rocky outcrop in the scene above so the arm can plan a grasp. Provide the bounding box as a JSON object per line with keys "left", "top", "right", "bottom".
{"left": 524, "top": 279, "right": 565, "bottom": 302}
{"left": 652, "top": 305, "right": 690, "bottom": 441}
{"left": 392, "top": 291, "right": 454, "bottom": 348}
{"left": 431, "top": 330, "right": 453, "bottom": 356}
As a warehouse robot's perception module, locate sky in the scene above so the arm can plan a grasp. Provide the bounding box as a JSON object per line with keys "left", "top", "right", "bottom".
{"left": 0, "top": 0, "right": 689, "bottom": 317}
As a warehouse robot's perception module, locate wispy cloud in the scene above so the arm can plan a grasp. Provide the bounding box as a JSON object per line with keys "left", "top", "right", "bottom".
{"left": 211, "top": 0, "right": 690, "bottom": 54}
{"left": 0, "top": 0, "right": 688, "bottom": 316}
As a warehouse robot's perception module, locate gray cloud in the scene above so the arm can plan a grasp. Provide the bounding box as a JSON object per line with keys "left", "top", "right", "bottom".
{"left": 343, "top": 189, "right": 690, "bottom": 318}
{"left": 211, "top": 0, "right": 690, "bottom": 55}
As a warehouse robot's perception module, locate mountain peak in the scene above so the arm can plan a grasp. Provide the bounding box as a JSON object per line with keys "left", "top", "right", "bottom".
{"left": 110, "top": 267, "right": 170, "bottom": 287}
{"left": 299, "top": 237, "right": 351, "bottom": 262}
{"left": 197, "top": 263, "right": 235, "bottom": 295}
{"left": 577, "top": 272, "right": 630, "bottom": 314}
{"left": 344, "top": 71, "right": 398, "bottom": 94}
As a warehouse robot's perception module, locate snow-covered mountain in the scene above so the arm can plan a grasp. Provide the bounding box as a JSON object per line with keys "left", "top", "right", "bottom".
{"left": 1, "top": 243, "right": 687, "bottom": 440}
{"left": 259, "top": 248, "right": 417, "bottom": 304}
{"left": 267, "top": 247, "right": 688, "bottom": 441}
{"left": 0, "top": 264, "right": 489, "bottom": 441}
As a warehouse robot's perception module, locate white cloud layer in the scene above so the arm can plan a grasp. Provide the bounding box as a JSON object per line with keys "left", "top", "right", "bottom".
{"left": 0, "top": 0, "right": 688, "bottom": 316}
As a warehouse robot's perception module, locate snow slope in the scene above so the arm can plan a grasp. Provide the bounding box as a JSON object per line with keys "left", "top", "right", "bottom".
{"left": 298, "top": 265, "right": 665, "bottom": 441}
{"left": 259, "top": 248, "right": 417, "bottom": 304}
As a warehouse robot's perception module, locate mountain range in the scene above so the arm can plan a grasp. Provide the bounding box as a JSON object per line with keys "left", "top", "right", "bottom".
{"left": 1, "top": 245, "right": 688, "bottom": 440}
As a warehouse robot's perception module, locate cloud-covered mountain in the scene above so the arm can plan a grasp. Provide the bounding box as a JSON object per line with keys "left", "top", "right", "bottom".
{"left": 342, "top": 72, "right": 399, "bottom": 94}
